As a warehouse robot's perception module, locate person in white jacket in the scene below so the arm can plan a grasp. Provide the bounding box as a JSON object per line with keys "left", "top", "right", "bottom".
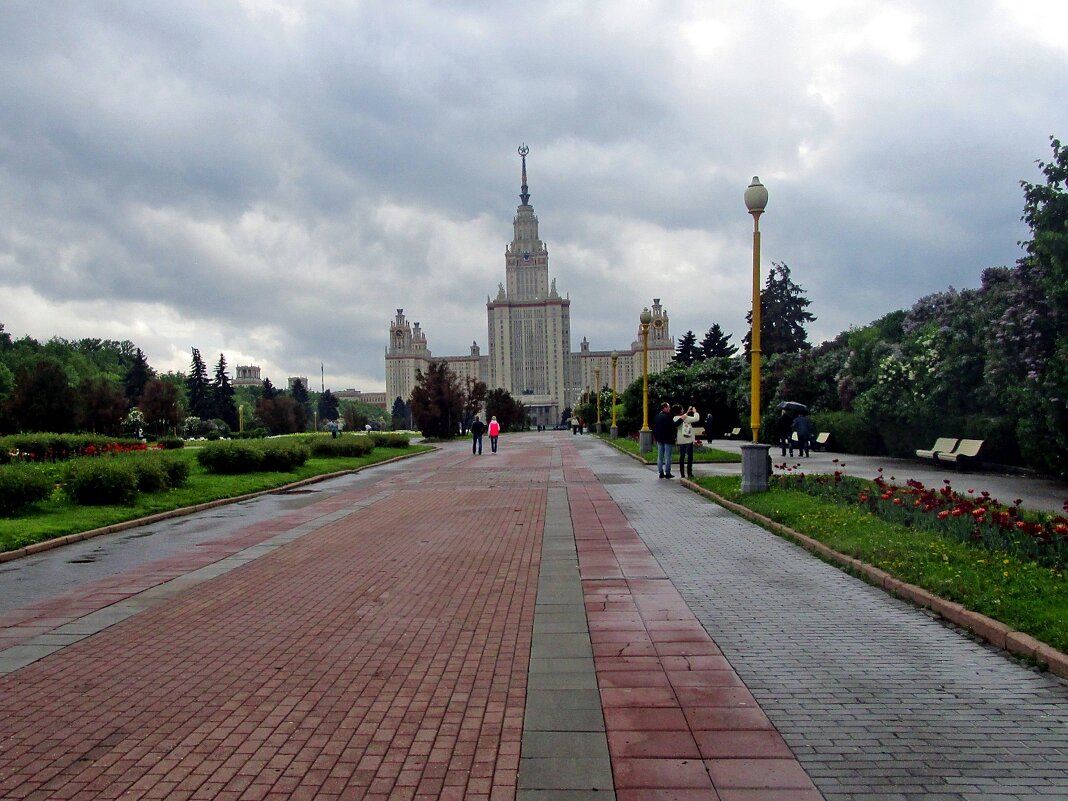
{"left": 673, "top": 404, "right": 701, "bottom": 478}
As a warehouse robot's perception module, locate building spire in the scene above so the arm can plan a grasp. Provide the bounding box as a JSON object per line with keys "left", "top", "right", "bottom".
{"left": 518, "top": 143, "right": 530, "bottom": 205}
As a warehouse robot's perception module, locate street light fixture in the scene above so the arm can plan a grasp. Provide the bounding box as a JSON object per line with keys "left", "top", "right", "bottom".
{"left": 742, "top": 176, "right": 771, "bottom": 492}
{"left": 610, "top": 351, "right": 619, "bottom": 438}
{"left": 595, "top": 367, "right": 602, "bottom": 433}
{"left": 638, "top": 308, "right": 653, "bottom": 453}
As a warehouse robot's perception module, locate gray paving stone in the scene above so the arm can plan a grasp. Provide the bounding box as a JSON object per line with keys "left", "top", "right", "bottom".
{"left": 576, "top": 437, "right": 1068, "bottom": 801}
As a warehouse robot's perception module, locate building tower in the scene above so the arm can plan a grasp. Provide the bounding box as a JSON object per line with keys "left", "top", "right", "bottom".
{"left": 486, "top": 145, "right": 572, "bottom": 427}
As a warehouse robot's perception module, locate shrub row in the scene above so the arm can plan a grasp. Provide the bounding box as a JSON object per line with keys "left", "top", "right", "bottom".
{"left": 0, "top": 434, "right": 148, "bottom": 464}
{"left": 369, "top": 432, "right": 411, "bottom": 448}
{"left": 196, "top": 441, "right": 310, "bottom": 474}
{"left": 63, "top": 454, "right": 191, "bottom": 506}
{"left": 0, "top": 465, "right": 54, "bottom": 516}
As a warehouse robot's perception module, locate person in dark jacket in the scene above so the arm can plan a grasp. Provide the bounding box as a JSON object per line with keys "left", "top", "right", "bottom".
{"left": 791, "top": 411, "right": 812, "bottom": 457}
{"left": 471, "top": 416, "right": 486, "bottom": 455}
{"left": 652, "top": 402, "right": 679, "bottom": 478}
{"left": 775, "top": 411, "right": 794, "bottom": 457}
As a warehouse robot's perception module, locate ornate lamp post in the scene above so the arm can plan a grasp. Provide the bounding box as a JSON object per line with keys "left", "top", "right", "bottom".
{"left": 610, "top": 351, "right": 619, "bottom": 438}
{"left": 595, "top": 367, "right": 602, "bottom": 433}
{"left": 638, "top": 308, "right": 653, "bottom": 453}
{"left": 742, "top": 176, "right": 771, "bottom": 492}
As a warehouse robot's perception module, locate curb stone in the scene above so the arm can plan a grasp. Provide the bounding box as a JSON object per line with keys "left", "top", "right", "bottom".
{"left": 0, "top": 447, "right": 436, "bottom": 565}
{"left": 682, "top": 478, "right": 1068, "bottom": 680}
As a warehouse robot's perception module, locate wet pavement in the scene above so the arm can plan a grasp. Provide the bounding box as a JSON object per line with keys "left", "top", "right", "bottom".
{"left": 0, "top": 433, "right": 1066, "bottom": 800}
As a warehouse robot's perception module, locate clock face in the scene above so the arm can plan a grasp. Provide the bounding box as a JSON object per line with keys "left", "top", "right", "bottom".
{"left": 522, "top": 252, "right": 531, "bottom": 261}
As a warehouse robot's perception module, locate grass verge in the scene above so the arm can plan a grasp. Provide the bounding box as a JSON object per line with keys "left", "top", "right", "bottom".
{"left": 597, "top": 434, "right": 740, "bottom": 463}
{"left": 0, "top": 444, "right": 434, "bottom": 554}
{"left": 693, "top": 474, "right": 1068, "bottom": 655}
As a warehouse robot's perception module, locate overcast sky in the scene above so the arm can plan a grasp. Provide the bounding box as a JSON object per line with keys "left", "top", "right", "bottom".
{"left": 2, "top": 1, "right": 1066, "bottom": 392}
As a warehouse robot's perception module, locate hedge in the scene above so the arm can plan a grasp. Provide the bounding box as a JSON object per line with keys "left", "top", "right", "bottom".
{"left": 0, "top": 465, "right": 54, "bottom": 516}
{"left": 369, "top": 432, "right": 411, "bottom": 448}
{"left": 0, "top": 434, "right": 148, "bottom": 464}
{"left": 196, "top": 441, "right": 309, "bottom": 474}
{"left": 64, "top": 460, "right": 139, "bottom": 506}
{"left": 309, "top": 438, "right": 374, "bottom": 458}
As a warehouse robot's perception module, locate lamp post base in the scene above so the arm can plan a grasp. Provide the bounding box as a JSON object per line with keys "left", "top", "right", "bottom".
{"left": 596, "top": 423, "right": 603, "bottom": 434}
{"left": 638, "top": 430, "right": 654, "bottom": 453}
{"left": 740, "top": 442, "right": 771, "bottom": 493}
{"left": 610, "top": 425, "right": 618, "bottom": 439}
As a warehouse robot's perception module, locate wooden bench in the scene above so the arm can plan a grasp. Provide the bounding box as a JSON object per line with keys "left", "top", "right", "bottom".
{"left": 811, "top": 432, "right": 830, "bottom": 451}
{"left": 729, "top": 427, "right": 741, "bottom": 438}
{"left": 936, "top": 439, "right": 985, "bottom": 468}
{"left": 916, "top": 437, "right": 959, "bottom": 460}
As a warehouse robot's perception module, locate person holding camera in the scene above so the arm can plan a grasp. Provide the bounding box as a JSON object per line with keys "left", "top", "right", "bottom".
{"left": 673, "top": 404, "right": 701, "bottom": 479}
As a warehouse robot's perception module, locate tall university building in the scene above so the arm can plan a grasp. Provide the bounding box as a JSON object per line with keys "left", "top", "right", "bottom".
{"left": 385, "top": 146, "right": 675, "bottom": 428}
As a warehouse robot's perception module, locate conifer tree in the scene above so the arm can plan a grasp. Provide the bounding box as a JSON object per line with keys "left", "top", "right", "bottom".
{"left": 675, "top": 331, "right": 700, "bottom": 366}
{"left": 123, "top": 348, "right": 154, "bottom": 407}
{"left": 185, "top": 348, "right": 213, "bottom": 419}
{"left": 262, "top": 377, "right": 278, "bottom": 400}
{"left": 700, "top": 323, "right": 738, "bottom": 359}
{"left": 743, "top": 262, "right": 816, "bottom": 355}
{"left": 212, "top": 353, "right": 238, "bottom": 429}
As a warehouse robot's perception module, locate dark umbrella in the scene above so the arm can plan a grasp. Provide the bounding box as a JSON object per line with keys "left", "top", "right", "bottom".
{"left": 779, "top": 401, "right": 808, "bottom": 413}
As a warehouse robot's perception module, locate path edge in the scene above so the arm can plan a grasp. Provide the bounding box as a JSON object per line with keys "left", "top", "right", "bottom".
{"left": 683, "top": 478, "right": 1068, "bottom": 681}
{"left": 0, "top": 447, "right": 438, "bottom": 565}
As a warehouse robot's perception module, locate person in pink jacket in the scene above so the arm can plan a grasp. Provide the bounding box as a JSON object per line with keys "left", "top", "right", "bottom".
{"left": 488, "top": 416, "right": 501, "bottom": 453}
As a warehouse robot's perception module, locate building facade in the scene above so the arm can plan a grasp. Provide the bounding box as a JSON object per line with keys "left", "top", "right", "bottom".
{"left": 385, "top": 147, "right": 675, "bottom": 428}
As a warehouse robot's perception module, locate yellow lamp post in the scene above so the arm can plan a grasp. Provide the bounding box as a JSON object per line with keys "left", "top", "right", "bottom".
{"left": 742, "top": 176, "right": 770, "bottom": 492}
{"left": 595, "top": 367, "right": 602, "bottom": 433}
{"left": 745, "top": 176, "right": 768, "bottom": 442}
{"left": 638, "top": 308, "right": 653, "bottom": 453}
{"left": 610, "top": 351, "right": 619, "bottom": 438}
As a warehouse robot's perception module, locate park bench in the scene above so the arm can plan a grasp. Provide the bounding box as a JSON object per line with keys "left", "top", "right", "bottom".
{"left": 916, "top": 437, "right": 959, "bottom": 460}
{"left": 936, "top": 439, "right": 985, "bottom": 468}
{"left": 811, "top": 432, "right": 831, "bottom": 451}
{"left": 728, "top": 427, "right": 742, "bottom": 438}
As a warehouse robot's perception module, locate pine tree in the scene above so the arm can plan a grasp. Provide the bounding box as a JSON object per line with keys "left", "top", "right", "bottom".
{"left": 185, "top": 348, "right": 214, "bottom": 419}
{"left": 743, "top": 262, "right": 816, "bottom": 355}
{"left": 675, "top": 331, "right": 700, "bottom": 366}
{"left": 318, "top": 389, "right": 339, "bottom": 421}
{"left": 262, "top": 377, "right": 277, "bottom": 400}
{"left": 290, "top": 378, "right": 311, "bottom": 426}
{"left": 700, "top": 323, "right": 738, "bottom": 359}
{"left": 212, "top": 354, "right": 238, "bottom": 429}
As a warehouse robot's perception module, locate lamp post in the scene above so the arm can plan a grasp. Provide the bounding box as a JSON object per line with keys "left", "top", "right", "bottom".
{"left": 610, "top": 351, "right": 619, "bottom": 438}
{"left": 638, "top": 308, "right": 653, "bottom": 453}
{"left": 742, "top": 176, "right": 771, "bottom": 492}
{"left": 595, "top": 367, "right": 602, "bottom": 433}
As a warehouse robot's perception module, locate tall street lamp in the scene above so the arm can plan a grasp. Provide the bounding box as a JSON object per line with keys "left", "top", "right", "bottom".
{"left": 610, "top": 351, "right": 619, "bottom": 438}
{"left": 595, "top": 367, "right": 602, "bottom": 433}
{"left": 742, "top": 176, "right": 771, "bottom": 492}
{"left": 638, "top": 308, "right": 653, "bottom": 453}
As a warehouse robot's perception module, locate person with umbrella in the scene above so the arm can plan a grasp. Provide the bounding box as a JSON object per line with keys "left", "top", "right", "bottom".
{"left": 791, "top": 407, "right": 812, "bottom": 457}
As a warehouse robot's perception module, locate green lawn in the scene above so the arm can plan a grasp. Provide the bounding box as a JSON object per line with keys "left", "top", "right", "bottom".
{"left": 596, "top": 433, "right": 741, "bottom": 463}
{"left": 692, "top": 475, "right": 1068, "bottom": 655}
{"left": 1, "top": 444, "right": 434, "bottom": 553}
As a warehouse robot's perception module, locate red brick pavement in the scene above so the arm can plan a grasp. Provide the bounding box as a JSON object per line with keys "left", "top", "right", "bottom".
{"left": 0, "top": 447, "right": 542, "bottom": 801}
{"left": 561, "top": 441, "right": 824, "bottom": 801}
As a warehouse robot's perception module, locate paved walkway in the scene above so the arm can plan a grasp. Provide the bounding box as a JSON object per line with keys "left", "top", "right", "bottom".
{"left": 0, "top": 433, "right": 1066, "bottom": 800}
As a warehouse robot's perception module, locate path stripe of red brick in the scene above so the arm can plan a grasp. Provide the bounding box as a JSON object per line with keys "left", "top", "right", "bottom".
{"left": 0, "top": 447, "right": 544, "bottom": 801}
{"left": 562, "top": 442, "right": 825, "bottom": 801}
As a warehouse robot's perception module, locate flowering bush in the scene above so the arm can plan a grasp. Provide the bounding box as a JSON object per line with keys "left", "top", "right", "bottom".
{"left": 774, "top": 459, "right": 1068, "bottom": 568}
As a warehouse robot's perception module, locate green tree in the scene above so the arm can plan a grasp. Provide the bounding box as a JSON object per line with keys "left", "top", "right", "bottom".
{"left": 290, "top": 378, "right": 311, "bottom": 425}
{"left": 700, "top": 323, "right": 738, "bottom": 359}
{"left": 461, "top": 377, "right": 488, "bottom": 432}
{"left": 391, "top": 396, "right": 410, "bottom": 430}
{"left": 77, "top": 375, "right": 128, "bottom": 435}
{"left": 123, "top": 348, "right": 154, "bottom": 407}
{"left": 675, "top": 331, "right": 700, "bottom": 367}
{"left": 212, "top": 354, "right": 238, "bottom": 430}
{"left": 262, "top": 377, "right": 278, "bottom": 400}
{"left": 257, "top": 395, "right": 305, "bottom": 434}
{"left": 7, "top": 358, "right": 77, "bottom": 432}
{"left": 484, "top": 387, "right": 526, "bottom": 432}
{"left": 140, "top": 378, "right": 183, "bottom": 437}
{"left": 743, "top": 262, "right": 816, "bottom": 355}
{"left": 186, "top": 348, "right": 213, "bottom": 419}
{"left": 409, "top": 362, "right": 463, "bottom": 438}
{"left": 318, "top": 389, "right": 340, "bottom": 422}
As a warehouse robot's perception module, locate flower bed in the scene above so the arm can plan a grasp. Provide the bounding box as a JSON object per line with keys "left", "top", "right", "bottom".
{"left": 775, "top": 459, "right": 1068, "bottom": 568}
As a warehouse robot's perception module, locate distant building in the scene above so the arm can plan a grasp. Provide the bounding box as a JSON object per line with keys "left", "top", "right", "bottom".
{"left": 336, "top": 389, "right": 388, "bottom": 409}
{"left": 288, "top": 376, "right": 309, "bottom": 392}
{"left": 385, "top": 146, "right": 674, "bottom": 428}
{"left": 233, "top": 365, "right": 262, "bottom": 387}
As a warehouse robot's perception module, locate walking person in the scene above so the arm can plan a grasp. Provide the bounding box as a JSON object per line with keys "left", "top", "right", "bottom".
{"left": 775, "top": 410, "right": 794, "bottom": 457}
{"left": 792, "top": 411, "right": 812, "bottom": 457}
{"left": 471, "top": 416, "right": 486, "bottom": 455}
{"left": 488, "top": 416, "right": 501, "bottom": 453}
{"left": 652, "top": 402, "right": 679, "bottom": 478}
{"left": 674, "top": 404, "right": 700, "bottom": 478}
